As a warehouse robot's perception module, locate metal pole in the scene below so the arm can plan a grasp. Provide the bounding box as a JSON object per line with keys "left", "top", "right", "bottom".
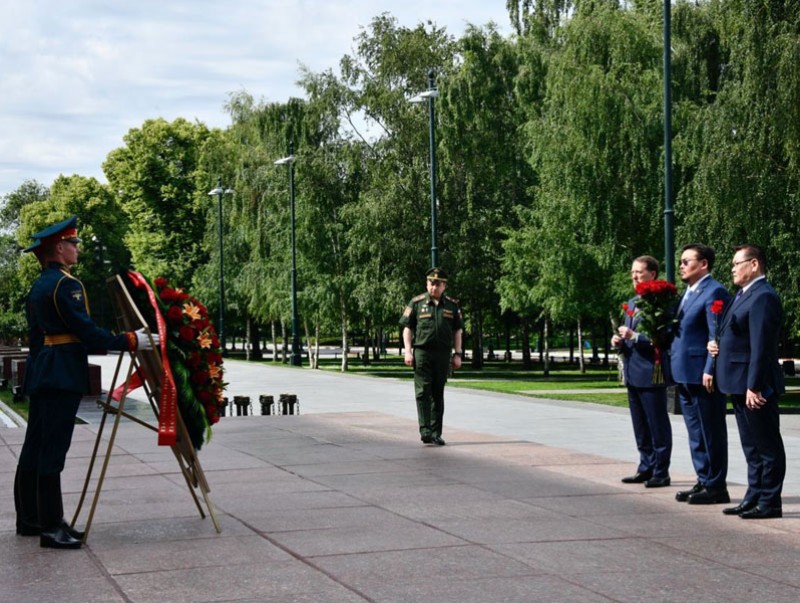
{"left": 288, "top": 144, "right": 302, "bottom": 366}
{"left": 216, "top": 178, "right": 227, "bottom": 355}
{"left": 663, "top": 1, "right": 675, "bottom": 284}
{"left": 427, "top": 69, "right": 439, "bottom": 268}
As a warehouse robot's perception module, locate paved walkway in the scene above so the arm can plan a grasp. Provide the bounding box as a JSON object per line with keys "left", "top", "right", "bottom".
{"left": 1, "top": 354, "right": 799, "bottom": 602}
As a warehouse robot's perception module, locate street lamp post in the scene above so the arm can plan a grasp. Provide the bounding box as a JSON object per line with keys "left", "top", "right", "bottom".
{"left": 208, "top": 179, "right": 234, "bottom": 356}
{"left": 410, "top": 69, "right": 440, "bottom": 268}
{"left": 274, "top": 145, "right": 302, "bottom": 367}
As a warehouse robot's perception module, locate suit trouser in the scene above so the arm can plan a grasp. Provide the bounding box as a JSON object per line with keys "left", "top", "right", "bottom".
{"left": 626, "top": 386, "right": 672, "bottom": 478}
{"left": 413, "top": 348, "right": 451, "bottom": 437}
{"left": 677, "top": 383, "right": 728, "bottom": 489}
{"left": 731, "top": 394, "right": 785, "bottom": 509}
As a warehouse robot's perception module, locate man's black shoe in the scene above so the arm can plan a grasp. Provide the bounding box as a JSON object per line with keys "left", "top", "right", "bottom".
{"left": 687, "top": 488, "right": 730, "bottom": 505}
{"left": 421, "top": 435, "right": 433, "bottom": 444}
{"left": 621, "top": 471, "right": 652, "bottom": 484}
{"left": 644, "top": 476, "right": 671, "bottom": 488}
{"left": 675, "top": 482, "right": 703, "bottom": 502}
{"left": 740, "top": 506, "right": 782, "bottom": 520}
{"left": 432, "top": 436, "right": 446, "bottom": 446}
{"left": 40, "top": 525, "right": 82, "bottom": 549}
{"left": 722, "top": 501, "right": 757, "bottom": 516}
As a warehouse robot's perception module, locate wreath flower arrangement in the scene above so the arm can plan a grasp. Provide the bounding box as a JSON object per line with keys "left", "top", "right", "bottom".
{"left": 125, "top": 272, "right": 226, "bottom": 449}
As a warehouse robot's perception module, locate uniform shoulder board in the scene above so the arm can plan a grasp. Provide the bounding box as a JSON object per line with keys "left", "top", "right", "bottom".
{"left": 411, "top": 293, "right": 427, "bottom": 302}
{"left": 447, "top": 296, "right": 460, "bottom": 305}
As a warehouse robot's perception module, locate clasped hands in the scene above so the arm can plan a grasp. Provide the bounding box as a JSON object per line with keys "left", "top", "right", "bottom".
{"left": 611, "top": 326, "right": 637, "bottom": 347}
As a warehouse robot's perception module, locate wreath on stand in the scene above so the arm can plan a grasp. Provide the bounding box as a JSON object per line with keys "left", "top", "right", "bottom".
{"left": 123, "top": 272, "right": 226, "bottom": 450}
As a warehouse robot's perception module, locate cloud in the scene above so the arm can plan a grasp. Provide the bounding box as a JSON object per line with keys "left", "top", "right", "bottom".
{"left": 0, "top": 0, "right": 509, "bottom": 197}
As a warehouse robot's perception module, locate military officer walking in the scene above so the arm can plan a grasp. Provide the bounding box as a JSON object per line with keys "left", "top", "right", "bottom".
{"left": 399, "top": 268, "right": 463, "bottom": 445}
{"left": 14, "top": 216, "right": 156, "bottom": 549}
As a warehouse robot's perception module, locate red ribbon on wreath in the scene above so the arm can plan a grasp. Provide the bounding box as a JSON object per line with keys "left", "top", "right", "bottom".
{"left": 121, "top": 270, "right": 178, "bottom": 446}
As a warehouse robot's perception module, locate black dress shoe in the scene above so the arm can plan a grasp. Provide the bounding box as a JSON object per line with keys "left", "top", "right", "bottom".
{"left": 722, "top": 501, "right": 757, "bottom": 516}
{"left": 432, "top": 436, "right": 446, "bottom": 446}
{"left": 687, "top": 488, "right": 731, "bottom": 505}
{"left": 740, "top": 506, "right": 782, "bottom": 520}
{"left": 621, "top": 471, "right": 652, "bottom": 484}
{"left": 421, "top": 435, "right": 433, "bottom": 444}
{"left": 40, "top": 525, "right": 82, "bottom": 549}
{"left": 61, "top": 521, "right": 84, "bottom": 541}
{"left": 644, "top": 476, "right": 671, "bottom": 488}
{"left": 676, "top": 482, "right": 703, "bottom": 502}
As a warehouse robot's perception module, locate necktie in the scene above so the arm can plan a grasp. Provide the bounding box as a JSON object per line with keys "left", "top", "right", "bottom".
{"left": 678, "top": 289, "right": 690, "bottom": 312}
{"left": 733, "top": 289, "right": 743, "bottom": 304}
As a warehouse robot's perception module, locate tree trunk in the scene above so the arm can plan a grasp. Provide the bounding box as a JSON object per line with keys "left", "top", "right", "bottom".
{"left": 271, "top": 321, "right": 279, "bottom": 362}
{"left": 340, "top": 311, "right": 349, "bottom": 372}
{"left": 471, "top": 305, "right": 484, "bottom": 369}
{"left": 542, "top": 317, "right": 550, "bottom": 377}
{"left": 246, "top": 316, "right": 262, "bottom": 361}
{"left": 577, "top": 318, "right": 586, "bottom": 374}
{"left": 569, "top": 327, "right": 575, "bottom": 364}
{"left": 303, "top": 319, "right": 318, "bottom": 369}
{"left": 280, "top": 321, "right": 288, "bottom": 363}
{"left": 521, "top": 318, "right": 532, "bottom": 370}
{"left": 362, "top": 317, "right": 371, "bottom": 366}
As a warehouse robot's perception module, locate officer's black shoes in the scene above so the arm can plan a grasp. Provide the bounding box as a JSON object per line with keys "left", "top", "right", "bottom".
{"left": 432, "top": 436, "right": 446, "bottom": 446}
{"left": 421, "top": 435, "right": 433, "bottom": 444}
{"left": 40, "top": 524, "right": 82, "bottom": 549}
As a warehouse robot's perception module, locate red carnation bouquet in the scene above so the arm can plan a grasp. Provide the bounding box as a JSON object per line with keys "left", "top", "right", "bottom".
{"left": 633, "top": 279, "right": 679, "bottom": 383}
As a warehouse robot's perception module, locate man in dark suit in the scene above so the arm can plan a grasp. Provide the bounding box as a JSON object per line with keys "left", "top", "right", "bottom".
{"left": 14, "top": 216, "right": 156, "bottom": 549}
{"left": 669, "top": 244, "right": 731, "bottom": 505}
{"left": 710, "top": 244, "right": 785, "bottom": 519}
{"left": 612, "top": 255, "right": 672, "bottom": 488}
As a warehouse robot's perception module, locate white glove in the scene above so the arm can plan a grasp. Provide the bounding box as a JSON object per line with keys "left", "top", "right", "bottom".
{"left": 135, "top": 328, "right": 159, "bottom": 351}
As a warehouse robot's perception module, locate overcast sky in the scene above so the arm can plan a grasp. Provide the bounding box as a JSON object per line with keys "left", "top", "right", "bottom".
{"left": 0, "top": 0, "right": 511, "bottom": 198}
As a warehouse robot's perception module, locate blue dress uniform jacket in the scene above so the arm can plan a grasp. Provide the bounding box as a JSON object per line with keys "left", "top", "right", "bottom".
{"left": 23, "top": 262, "right": 134, "bottom": 395}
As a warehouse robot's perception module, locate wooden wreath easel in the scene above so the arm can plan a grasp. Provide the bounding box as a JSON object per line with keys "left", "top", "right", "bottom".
{"left": 72, "top": 274, "right": 221, "bottom": 542}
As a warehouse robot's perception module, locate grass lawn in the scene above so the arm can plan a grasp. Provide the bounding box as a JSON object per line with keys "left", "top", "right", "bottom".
{"left": 0, "top": 388, "right": 28, "bottom": 421}
{"left": 316, "top": 356, "right": 800, "bottom": 409}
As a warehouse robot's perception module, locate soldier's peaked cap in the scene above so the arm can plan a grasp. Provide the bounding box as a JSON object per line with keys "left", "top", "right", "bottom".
{"left": 23, "top": 215, "right": 81, "bottom": 253}
{"left": 426, "top": 267, "right": 448, "bottom": 282}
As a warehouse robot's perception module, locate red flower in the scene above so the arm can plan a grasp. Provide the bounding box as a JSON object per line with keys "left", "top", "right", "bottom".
{"left": 187, "top": 351, "right": 202, "bottom": 368}
{"left": 710, "top": 299, "right": 725, "bottom": 315}
{"left": 179, "top": 325, "right": 195, "bottom": 342}
{"left": 197, "top": 390, "right": 213, "bottom": 404}
{"left": 154, "top": 277, "right": 169, "bottom": 289}
{"left": 191, "top": 370, "right": 210, "bottom": 384}
{"left": 160, "top": 287, "right": 181, "bottom": 303}
{"left": 635, "top": 280, "right": 678, "bottom": 297}
{"left": 166, "top": 305, "right": 183, "bottom": 324}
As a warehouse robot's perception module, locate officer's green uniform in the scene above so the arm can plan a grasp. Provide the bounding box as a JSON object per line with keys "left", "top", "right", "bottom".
{"left": 399, "top": 272, "right": 463, "bottom": 441}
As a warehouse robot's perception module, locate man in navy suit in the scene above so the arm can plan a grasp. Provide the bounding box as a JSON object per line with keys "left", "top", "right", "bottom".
{"left": 669, "top": 244, "right": 731, "bottom": 505}
{"left": 710, "top": 244, "right": 785, "bottom": 519}
{"left": 612, "top": 255, "right": 672, "bottom": 488}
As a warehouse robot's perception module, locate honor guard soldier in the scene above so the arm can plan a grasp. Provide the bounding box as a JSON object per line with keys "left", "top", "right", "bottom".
{"left": 14, "top": 216, "right": 158, "bottom": 549}
{"left": 399, "top": 267, "right": 464, "bottom": 445}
